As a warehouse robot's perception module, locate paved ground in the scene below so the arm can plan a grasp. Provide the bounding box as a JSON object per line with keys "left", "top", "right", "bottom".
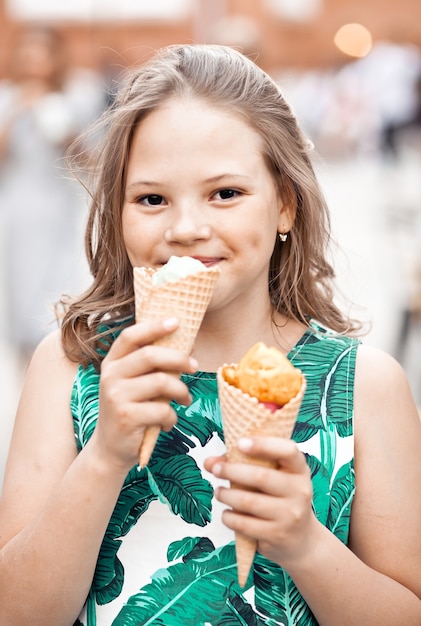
{"left": 1, "top": 148, "right": 420, "bottom": 485}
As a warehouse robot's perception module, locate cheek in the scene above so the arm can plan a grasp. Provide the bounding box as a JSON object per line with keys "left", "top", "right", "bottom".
{"left": 121, "top": 206, "right": 164, "bottom": 266}
{"left": 121, "top": 208, "right": 143, "bottom": 261}
{"left": 244, "top": 218, "right": 277, "bottom": 254}
{"left": 247, "top": 232, "right": 262, "bottom": 252}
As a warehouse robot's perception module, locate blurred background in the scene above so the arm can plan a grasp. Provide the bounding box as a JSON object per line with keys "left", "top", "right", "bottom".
{"left": 1, "top": 0, "right": 420, "bottom": 482}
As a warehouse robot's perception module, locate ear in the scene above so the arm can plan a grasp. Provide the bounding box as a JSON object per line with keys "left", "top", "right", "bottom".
{"left": 276, "top": 192, "right": 297, "bottom": 235}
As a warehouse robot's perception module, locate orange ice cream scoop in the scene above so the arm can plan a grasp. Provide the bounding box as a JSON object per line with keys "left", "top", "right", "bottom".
{"left": 221, "top": 341, "right": 303, "bottom": 406}
{"left": 217, "top": 342, "right": 306, "bottom": 587}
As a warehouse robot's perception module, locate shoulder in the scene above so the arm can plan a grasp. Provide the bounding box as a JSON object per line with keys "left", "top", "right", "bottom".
{"left": 354, "top": 343, "right": 415, "bottom": 411}
{"left": 14, "top": 328, "right": 79, "bottom": 437}
{"left": 353, "top": 342, "right": 421, "bottom": 452}
{"left": 29, "top": 328, "right": 79, "bottom": 380}
{"left": 8, "top": 329, "right": 79, "bottom": 461}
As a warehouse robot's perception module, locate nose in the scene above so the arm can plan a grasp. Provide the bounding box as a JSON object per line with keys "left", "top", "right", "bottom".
{"left": 164, "top": 205, "right": 211, "bottom": 244}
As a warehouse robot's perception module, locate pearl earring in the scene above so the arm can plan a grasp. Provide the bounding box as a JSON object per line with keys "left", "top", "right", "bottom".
{"left": 278, "top": 232, "right": 288, "bottom": 242}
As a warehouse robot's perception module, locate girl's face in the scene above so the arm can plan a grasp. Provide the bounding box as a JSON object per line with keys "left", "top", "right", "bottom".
{"left": 122, "top": 97, "right": 294, "bottom": 315}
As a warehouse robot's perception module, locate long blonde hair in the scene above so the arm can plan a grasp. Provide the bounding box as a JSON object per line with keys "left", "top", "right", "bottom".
{"left": 61, "top": 43, "right": 362, "bottom": 368}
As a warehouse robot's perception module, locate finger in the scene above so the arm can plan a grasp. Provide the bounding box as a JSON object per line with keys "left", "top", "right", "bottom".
{"left": 103, "top": 344, "right": 197, "bottom": 380}
{"left": 221, "top": 509, "right": 279, "bottom": 545}
{"left": 107, "top": 318, "right": 180, "bottom": 360}
{"left": 236, "top": 437, "right": 308, "bottom": 474}
{"left": 216, "top": 464, "right": 312, "bottom": 506}
{"left": 130, "top": 401, "right": 179, "bottom": 433}
{"left": 131, "top": 371, "right": 193, "bottom": 406}
{"left": 203, "top": 454, "right": 228, "bottom": 473}
{"left": 101, "top": 372, "right": 192, "bottom": 411}
{"left": 211, "top": 460, "right": 298, "bottom": 497}
{"left": 216, "top": 484, "right": 280, "bottom": 520}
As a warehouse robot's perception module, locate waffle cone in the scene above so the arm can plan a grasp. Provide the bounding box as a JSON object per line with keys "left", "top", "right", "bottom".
{"left": 217, "top": 367, "right": 306, "bottom": 586}
{"left": 134, "top": 265, "right": 220, "bottom": 467}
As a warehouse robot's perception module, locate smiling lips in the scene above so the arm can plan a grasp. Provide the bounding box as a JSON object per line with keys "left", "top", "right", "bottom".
{"left": 194, "top": 258, "right": 220, "bottom": 267}
{"left": 157, "top": 256, "right": 222, "bottom": 270}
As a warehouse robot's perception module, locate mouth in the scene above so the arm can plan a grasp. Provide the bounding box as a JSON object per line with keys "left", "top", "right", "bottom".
{"left": 157, "top": 256, "right": 223, "bottom": 268}
{"left": 191, "top": 256, "right": 222, "bottom": 268}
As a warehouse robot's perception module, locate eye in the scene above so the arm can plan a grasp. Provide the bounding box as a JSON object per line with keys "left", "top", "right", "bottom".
{"left": 137, "top": 194, "right": 165, "bottom": 206}
{"left": 213, "top": 188, "right": 241, "bottom": 201}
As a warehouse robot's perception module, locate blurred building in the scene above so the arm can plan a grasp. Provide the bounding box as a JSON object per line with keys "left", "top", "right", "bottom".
{"left": 0, "top": 0, "right": 420, "bottom": 79}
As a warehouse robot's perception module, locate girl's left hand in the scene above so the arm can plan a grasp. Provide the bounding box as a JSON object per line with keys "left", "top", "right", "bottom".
{"left": 204, "top": 436, "right": 319, "bottom": 569}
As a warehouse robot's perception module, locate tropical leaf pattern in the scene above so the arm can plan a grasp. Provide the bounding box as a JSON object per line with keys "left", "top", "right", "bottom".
{"left": 71, "top": 320, "right": 359, "bottom": 625}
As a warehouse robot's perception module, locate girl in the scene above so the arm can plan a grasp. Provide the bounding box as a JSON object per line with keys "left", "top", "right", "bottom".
{"left": 0, "top": 44, "right": 420, "bottom": 626}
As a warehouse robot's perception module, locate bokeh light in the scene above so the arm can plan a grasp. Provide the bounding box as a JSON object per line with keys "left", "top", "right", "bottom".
{"left": 334, "top": 23, "right": 373, "bottom": 58}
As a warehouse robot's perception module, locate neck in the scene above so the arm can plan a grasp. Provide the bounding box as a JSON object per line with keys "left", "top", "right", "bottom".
{"left": 192, "top": 306, "right": 307, "bottom": 372}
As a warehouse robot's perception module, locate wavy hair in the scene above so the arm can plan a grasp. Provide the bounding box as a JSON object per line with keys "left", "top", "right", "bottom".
{"left": 60, "top": 43, "right": 362, "bottom": 367}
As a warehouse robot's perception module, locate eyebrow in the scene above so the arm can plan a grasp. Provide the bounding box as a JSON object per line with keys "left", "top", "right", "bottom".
{"left": 125, "top": 173, "right": 253, "bottom": 194}
{"left": 125, "top": 181, "right": 160, "bottom": 194}
{"left": 203, "top": 173, "right": 253, "bottom": 185}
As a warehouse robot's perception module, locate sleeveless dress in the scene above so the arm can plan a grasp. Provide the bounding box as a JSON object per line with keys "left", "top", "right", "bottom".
{"left": 71, "top": 320, "right": 360, "bottom": 626}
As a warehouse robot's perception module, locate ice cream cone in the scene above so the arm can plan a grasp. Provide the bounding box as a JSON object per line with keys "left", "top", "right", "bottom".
{"left": 217, "top": 367, "right": 306, "bottom": 586}
{"left": 134, "top": 265, "right": 220, "bottom": 467}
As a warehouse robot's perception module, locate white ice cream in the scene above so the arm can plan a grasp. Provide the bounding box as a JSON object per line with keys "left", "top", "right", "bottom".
{"left": 151, "top": 256, "right": 207, "bottom": 286}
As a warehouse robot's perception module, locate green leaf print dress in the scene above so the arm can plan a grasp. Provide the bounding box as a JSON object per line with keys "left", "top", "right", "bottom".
{"left": 71, "top": 320, "right": 359, "bottom": 626}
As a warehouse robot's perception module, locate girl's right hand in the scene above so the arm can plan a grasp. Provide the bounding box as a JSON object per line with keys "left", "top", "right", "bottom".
{"left": 88, "top": 318, "right": 197, "bottom": 472}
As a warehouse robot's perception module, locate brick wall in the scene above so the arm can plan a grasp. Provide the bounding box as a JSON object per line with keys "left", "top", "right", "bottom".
{"left": 1, "top": 0, "right": 420, "bottom": 78}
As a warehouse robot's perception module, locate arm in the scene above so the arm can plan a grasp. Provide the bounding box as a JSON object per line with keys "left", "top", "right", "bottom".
{"left": 0, "top": 320, "right": 195, "bottom": 626}
{"left": 206, "top": 345, "right": 421, "bottom": 624}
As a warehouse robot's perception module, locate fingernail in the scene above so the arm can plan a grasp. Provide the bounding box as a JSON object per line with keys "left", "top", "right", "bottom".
{"left": 238, "top": 437, "right": 253, "bottom": 451}
{"left": 189, "top": 357, "right": 199, "bottom": 371}
{"left": 183, "top": 396, "right": 193, "bottom": 407}
{"left": 162, "top": 317, "right": 178, "bottom": 329}
{"left": 213, "top": 463, "right": 222, "bottom": 476}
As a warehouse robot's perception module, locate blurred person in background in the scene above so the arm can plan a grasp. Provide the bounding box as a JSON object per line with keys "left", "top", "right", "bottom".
{"left": 382, "top": 69, "right": 421, "bottom": 157}
{"left": 0, "top": 23, "right": 106, "bottom": 369}
{"left": 285, "top": 39, "right": 421, "bottom": 159}
{"left": 349, "top": 39, "right": 421, "bottom": 158}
